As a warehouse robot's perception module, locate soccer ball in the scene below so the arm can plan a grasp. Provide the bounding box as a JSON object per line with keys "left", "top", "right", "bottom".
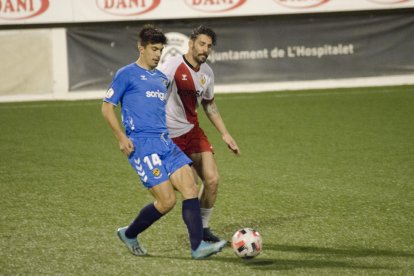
{"left": 231, "top": 228, "right": 262, "bottom": 258}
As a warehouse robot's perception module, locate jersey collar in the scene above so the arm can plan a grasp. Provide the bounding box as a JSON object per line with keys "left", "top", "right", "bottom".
{"left": 183, "top": 55, "right": 200, "bottom": 72}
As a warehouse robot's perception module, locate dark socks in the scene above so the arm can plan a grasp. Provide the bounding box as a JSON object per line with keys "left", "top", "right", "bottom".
{"left": 125, "top": 203, "right": 163, "bottom": 239}
{"left": 182, "top": 198, "right": 203, "bottom": 251}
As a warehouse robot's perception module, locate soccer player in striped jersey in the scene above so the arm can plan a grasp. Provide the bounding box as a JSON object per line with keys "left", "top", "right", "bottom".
{"left": 101, "top": 25, "right": 226, "bottom": 259}
{"left": 160, "top": 26, "right": 240, "bottom": 243}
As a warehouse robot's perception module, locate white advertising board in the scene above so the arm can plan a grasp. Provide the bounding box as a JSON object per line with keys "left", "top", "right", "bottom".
{"left": 1, "top": 0, "right": 413, "bottom": 25}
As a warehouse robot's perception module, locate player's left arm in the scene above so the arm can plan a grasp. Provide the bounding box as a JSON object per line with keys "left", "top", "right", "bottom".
{"left": 201, "top": 99, "right": 240, "bottom": 155}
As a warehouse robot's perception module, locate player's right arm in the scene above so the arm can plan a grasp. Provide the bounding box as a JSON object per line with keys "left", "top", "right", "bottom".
{"left": 101, "top": 102, "right": 134, "bottom": 156}
{"left": 102, "top": 67, "right": 134, "bottom": 156}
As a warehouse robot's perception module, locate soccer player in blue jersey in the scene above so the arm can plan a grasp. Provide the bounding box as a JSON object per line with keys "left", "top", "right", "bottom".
{"left": 101, "top": 25, "right": 226, "bottom": 259}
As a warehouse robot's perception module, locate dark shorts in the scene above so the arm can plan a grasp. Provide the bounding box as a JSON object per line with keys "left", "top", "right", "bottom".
{"left": 172, "top": 125, "right": 214, "bottom": 156}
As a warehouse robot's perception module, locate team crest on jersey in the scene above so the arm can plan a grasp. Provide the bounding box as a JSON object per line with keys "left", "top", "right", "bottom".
{"left": 200, "top": 75, "right": 206, "bottom": 86}
{"left": 152, "top": 168, "right": 162, "bottom": 178}
{"left": 106, "top": 88, "right": 114, "bottom": 98}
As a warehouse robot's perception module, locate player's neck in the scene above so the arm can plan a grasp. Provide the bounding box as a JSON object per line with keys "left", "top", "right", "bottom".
{"left": 184, "top": 53, "right": 200, "bottom": 71}
{"left": 136, "top": 58, "right": 155, "bottom": 71}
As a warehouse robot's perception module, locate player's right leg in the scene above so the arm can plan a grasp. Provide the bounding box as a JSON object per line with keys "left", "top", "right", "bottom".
{"left": 117, "top": 226, "right": 147, "bottom": 256}
{"left": 118, "top": 136, "right": 177, "bottom": 256}
{"left": 117, "top": 181, "right": 175, "bottom": 256}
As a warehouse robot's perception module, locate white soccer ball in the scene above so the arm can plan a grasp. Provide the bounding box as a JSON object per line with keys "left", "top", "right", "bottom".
{"left": 231, "top": 228, "right": 262, "bottom": 259}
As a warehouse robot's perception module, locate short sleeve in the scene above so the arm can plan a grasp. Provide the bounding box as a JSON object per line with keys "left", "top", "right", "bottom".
{"left": 103, "top": 68, "right": 129, "bottom": 106}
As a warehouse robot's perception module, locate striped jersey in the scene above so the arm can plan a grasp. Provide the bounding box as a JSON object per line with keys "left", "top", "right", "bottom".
{"left": 159, "top": 55, "right": 214, "bottom": 138}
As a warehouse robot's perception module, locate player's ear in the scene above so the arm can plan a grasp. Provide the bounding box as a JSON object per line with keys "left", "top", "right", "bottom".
{"left": 188, "top": 39, "right": 194, "bottom": 49}
{"left": 138, "top": 43, "right": 144, "bottom": 55}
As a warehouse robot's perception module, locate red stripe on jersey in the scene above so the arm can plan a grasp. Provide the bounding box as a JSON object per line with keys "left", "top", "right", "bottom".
{"left": 174, "top": 63, "right": 198, "bottom": 125}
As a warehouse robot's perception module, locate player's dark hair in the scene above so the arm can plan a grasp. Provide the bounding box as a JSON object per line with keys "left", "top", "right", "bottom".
{"left": 190, "top": 25, "right": 217, "bottom": 46}
{"left": 138, "top": 25, "right": 167, "bottom": 47}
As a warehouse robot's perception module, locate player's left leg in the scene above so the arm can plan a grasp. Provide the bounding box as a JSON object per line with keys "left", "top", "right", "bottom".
{"left": 169, "top": 164, "right": 226, "bottom": 258}
{"left": 169, "top": 164, "right": 202, "bottom": 248}
{"left": 190, "top": 151, "right": 219, "bottom": 208}
{"left": 190, "top": 151, "right": 222, "bottom": 242}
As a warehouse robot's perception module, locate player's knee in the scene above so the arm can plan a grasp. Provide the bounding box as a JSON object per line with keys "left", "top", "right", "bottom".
{"left": 204, "top": 174, "right": 219, "bottom": 191}
{"left": 187, "top": 185, "right": 200, "bottom": 199}
{"left": 158, "top": 195, "right": 176, "bottom": 213}
{"left": 178, "top": 182, "right": 199, "bottom": 199}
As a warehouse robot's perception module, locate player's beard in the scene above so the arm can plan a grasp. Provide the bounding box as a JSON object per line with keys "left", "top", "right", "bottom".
{"left": 197, "top": 54, "right": 208, "bottom": 64}
{"left": 193, "top": 47, "right": 208, "bottom": 65}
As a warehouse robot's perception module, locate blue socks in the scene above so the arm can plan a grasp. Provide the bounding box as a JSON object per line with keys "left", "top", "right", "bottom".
{"left": 182, "top": 198, "right": 203, "bottom": 251}
{"left": 125, "top": 203, "right": 163, "bottom": 239}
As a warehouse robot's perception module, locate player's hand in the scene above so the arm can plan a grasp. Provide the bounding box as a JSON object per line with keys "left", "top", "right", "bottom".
{"left": 119, "top": 136, "right": 134, "bottom": 156}
{"left": 222, "top": 133, "right": 240, "bottom": 156}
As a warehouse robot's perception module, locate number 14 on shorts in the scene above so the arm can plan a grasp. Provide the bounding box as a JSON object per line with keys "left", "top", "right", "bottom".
{"left": 134, "top": 154, "right": 163, "bottom": 182}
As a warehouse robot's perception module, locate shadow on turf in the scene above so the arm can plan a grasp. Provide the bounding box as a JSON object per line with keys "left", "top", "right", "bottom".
{"left": 216, "top": 257, "right": 394, "bottom": 271}
{"left": 152, "top": 243, "right": 410, "bottom": 271}
{"left": 219, "top": 243, "right": 411, "bottom": 271}
{"left": 265, "top": 244, "right": 414, "bottom": 258}
{"left": 154, "top": 255, "right": 393, "bottom": 272}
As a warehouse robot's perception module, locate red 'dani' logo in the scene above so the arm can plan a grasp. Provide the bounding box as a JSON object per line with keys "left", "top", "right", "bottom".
{"left": 96, "top": 0, "right": 160, "bottom": 16}
{"left": 185, "top": 0, "right": 246, "bottom": 13}
{"left": 367, "top": 0, "right": 409, "bottom": 4}
{"left": 0, "top": 0, "right": 49, "bottom": 20}
{"left": 274, "top": 0, "right": 329, "bottom": 9}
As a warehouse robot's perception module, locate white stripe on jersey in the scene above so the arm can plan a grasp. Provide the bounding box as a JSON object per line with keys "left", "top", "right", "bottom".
{"left": 159, "top": 55, "right": 215, "bottom": 138}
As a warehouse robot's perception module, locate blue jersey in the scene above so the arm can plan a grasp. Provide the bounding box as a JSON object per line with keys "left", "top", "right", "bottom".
{"left": 104, "top": 63, "right": 169, "bottom": 137}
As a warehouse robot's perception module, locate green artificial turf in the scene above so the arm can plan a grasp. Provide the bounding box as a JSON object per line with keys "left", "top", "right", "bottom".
{"left": 1, "top": 85, "right": 413, "bottom": 275}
